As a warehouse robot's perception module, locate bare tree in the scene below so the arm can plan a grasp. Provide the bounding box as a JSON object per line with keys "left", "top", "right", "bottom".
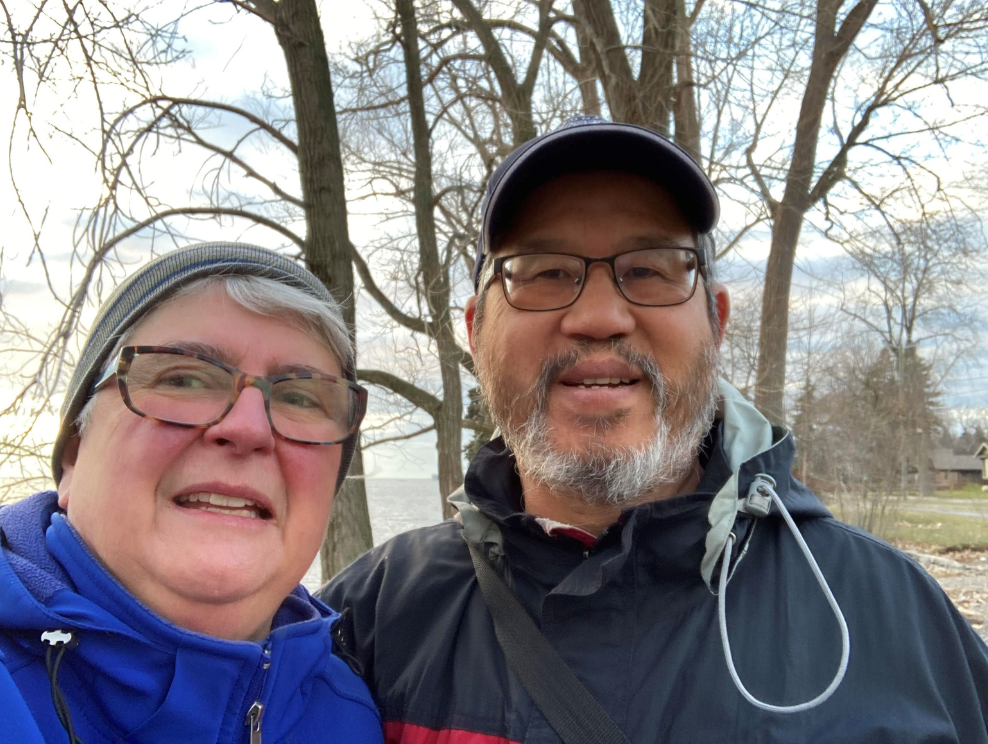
{"left": 748, "top": 0, "right": 988, "bottom": 424}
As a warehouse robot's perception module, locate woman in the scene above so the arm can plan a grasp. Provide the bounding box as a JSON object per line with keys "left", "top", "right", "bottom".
{"left": 0, "top": 243, "right": 382, "bottom": 743}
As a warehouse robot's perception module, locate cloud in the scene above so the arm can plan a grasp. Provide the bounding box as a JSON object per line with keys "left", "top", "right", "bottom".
{"left": 0, "top": 279, "right": 47, "bottom": 296}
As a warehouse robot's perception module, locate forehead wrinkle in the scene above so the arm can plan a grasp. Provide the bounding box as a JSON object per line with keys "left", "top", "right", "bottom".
{"left": 158, "top": 340, "right": 237, "bottom": 365}
{"left": 154, "top": 341, "right": 334, "bottom": 377}
{"left": 501, "top": 237, "right": 571, "bottom": 254}
{"left": 622, "top": 234, "right": 696, "bottom": 250}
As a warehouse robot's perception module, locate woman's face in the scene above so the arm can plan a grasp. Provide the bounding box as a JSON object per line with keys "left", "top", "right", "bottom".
{"left": 58, "top": 285, "right": 343, "bottom": 640}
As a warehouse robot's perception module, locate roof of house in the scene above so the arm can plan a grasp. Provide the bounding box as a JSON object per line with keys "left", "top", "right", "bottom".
{"left": 975, "top": 442, "right": 988, "bottom": 460}
{"left": 931, "top": 448, "right": 983, "bottom": 472}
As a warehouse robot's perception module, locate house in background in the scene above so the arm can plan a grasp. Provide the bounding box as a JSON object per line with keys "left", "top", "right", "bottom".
{"left": 930, "top": 447, "right": 986, "bottom": 490}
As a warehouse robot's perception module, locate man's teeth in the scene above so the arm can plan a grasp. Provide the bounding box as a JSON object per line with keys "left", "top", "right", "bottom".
{"left": 176, "top": 492, "right": 263, "bottom": 518}
{"left": 577, "top": 377, "right": 632, "bottom": 389}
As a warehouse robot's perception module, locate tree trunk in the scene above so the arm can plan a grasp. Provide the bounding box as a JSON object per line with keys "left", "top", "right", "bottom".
{"left": 753, "top": 0, "right": 879, "bottom": 424}
{"left": 639, "top": 0, "right": 676, "bottom": 134}
{"left": 753, "top": 204, "right": 803, "bottom": 424}
{"left": 575, "top": 23, "right": 602, "bottom": 116}
{"left": 573, "top": 0, "right": 643, "bottom": 125}
{"left": 671, "top": 0, "right": 699, "bottom": 159}
{"left": 573, "top": 0, "right": 698, "bottom": 152}
{"left": 272, "top": 0, "right": 373, "bottom": 577}
{"left": 321, "top": 445, "right": 373, "bottom": 582}
{"left": 398, "top": 0, "right": 464, "bottom": 519}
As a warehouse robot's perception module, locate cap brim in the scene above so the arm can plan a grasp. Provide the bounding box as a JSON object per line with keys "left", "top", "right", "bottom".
{"left": 482, "top": 123, "right": 719, "bottom": 258}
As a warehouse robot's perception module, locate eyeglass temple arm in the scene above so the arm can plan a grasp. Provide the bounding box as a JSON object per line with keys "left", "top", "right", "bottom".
{"left": 90, "top": 357, "right": 120, "bottom": 394}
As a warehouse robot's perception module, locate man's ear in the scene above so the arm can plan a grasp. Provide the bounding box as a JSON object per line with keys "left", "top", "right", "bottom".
{"left": 711, "top": 283, "right": 730, "bottom": 346}
{"left": 465, "top": 295, "right": 479, "bottom": 356}
{"left": 57, "top": 435, "right": 81, "bottom": 510}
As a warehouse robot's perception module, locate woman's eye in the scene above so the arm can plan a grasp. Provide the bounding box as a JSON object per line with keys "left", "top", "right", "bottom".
{"left": 156, "top": 372, "right": 208, "bottom": 389}
{"left": 277, "top": 390, "right": 321, "bottom": 409}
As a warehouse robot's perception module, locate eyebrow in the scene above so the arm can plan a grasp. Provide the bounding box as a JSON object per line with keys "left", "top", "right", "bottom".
{"left": 162, "top": 341, "right": 236, "bottom": 364}
{"left": 158, "top": 342, "right": 336, "bottom": 377}
{"left": 272, "top": 362, "right": 338, "bottom": 377}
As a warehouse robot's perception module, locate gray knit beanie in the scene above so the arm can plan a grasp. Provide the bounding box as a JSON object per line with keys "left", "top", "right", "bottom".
{"left": 52, "top": 242, "right": 359, "bottom": 493}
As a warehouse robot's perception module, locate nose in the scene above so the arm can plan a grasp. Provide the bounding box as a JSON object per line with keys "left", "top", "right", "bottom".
{"left": 558, "top": 262, "right": 636, "bottom": 340}
{"left": 203, "top": 386, "right": 276, "bottom": 455}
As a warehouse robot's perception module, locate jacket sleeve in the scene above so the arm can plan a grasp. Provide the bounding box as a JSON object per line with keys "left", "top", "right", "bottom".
{"left": 0, "top": 651, "right": 47, "bottom": 744}
{"left": 950, "top": 603, "right": 988, "bottom": 730}
{"left": 317, "top": 547, "right": 386, "bottom": 690}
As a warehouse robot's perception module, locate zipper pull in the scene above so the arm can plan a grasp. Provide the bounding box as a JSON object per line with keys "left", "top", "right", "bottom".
{"left": 245, "top": 701, "right": 264, "bottom": 744}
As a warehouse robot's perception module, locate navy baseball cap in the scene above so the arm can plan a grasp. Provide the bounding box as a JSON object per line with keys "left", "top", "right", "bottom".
{"left": 472, "top": 116, "right": 720, "bottom": 290}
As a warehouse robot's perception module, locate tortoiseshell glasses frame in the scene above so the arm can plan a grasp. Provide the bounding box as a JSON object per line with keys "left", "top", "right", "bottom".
{"left": 91, "top": 345, "right": 367, "bottom": 445}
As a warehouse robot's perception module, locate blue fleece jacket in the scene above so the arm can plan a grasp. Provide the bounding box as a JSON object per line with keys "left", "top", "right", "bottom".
{"left": 0, "top": 491, "right": 383, "bottom": 743}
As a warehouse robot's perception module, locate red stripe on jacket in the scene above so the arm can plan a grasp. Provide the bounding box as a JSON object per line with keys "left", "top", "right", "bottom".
{"left": 384, "top": 721, "right": 520, "bottom": 744}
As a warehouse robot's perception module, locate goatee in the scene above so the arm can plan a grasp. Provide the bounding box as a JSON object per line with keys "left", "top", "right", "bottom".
{"left": 477, "top": 339, "right": 720, "bottom": 508}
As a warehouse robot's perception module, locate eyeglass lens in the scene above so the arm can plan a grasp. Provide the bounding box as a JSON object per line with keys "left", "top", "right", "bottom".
{"left": 123, "top": 352, "right": 357, "bottom": 443}
{"left": 501, "top": 248, "right": 698, "bottom": 310}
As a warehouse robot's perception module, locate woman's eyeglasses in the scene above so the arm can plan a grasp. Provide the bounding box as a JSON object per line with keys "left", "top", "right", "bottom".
{"left": 92, "top": 346, "right": 367, "bottom": 445}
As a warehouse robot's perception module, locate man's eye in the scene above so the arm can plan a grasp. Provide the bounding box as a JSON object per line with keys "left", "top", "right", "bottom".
{"left": 624, "top": 266, "right": 662, "bottom": 280}
{"left": 535, "top": 268, "right": 577, "bottom": 281}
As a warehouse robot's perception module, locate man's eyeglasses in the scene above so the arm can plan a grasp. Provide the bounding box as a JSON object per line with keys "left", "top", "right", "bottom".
{"left": 92, "top": 346, "right": 367, "bottom": 445}
{"left": 490, "top": 247, "right": 704, "bottom": 311}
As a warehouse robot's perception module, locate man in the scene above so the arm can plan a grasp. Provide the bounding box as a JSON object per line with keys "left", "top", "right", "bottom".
{"left": 0, "top": 243, "right": 383, "bottom": 743}
{"left": 321, "top": 118, "right": 988, "bottom": 743}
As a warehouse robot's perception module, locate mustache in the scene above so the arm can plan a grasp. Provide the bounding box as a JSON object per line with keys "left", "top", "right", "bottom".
{"left": 526, "top": 340, "right": 667, "bottom": 411}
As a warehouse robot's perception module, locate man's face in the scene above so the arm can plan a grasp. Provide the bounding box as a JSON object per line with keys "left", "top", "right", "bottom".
{"left": 467, "top": 171, "right": 729, "bottom": 503}
{"left": 57, "top": 285, "right": 343, "bottom": 639}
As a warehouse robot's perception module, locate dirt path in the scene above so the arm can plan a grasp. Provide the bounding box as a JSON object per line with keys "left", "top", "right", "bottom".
{"left": 895, "top": 543, "right": 988, "bottom": 643}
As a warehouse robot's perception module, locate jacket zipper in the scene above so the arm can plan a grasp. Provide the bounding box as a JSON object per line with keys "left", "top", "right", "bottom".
{"left": 243, "top": 641, "right": 272, "bottom": 744}
{"left": 246, "top": 701, "right": 264, "bottom": 744}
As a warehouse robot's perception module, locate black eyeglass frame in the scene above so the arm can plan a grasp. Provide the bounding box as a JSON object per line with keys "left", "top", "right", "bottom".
{"left": 489, "top": 246, "right": 707, "bottom": 312}
{"left": 91, "top": 345, "right": 368, "bottom": 445}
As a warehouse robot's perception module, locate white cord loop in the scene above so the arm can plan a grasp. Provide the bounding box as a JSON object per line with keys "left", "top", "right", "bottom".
{"left": 718, "top": 476, "right": 851, "bottom": 713}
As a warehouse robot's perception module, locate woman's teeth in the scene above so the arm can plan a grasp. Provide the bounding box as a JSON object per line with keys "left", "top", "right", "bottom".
{"left": 175, "top": 492, "right": 265, "bottom": 519}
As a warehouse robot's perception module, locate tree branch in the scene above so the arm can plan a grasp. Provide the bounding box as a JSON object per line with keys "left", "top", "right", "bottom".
{"left": 351, "top": 245, "right": 430, "bottom": 334}
{"left": 357, "top": 368, "right": 442, "bottom": 415}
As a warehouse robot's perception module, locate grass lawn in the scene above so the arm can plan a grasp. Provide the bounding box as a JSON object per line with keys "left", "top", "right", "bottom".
{"left": 886, "top": 509, "right": 988, "bottom": 549}
{"left": 922, "top": 484, "right": 988, "bottom": 501}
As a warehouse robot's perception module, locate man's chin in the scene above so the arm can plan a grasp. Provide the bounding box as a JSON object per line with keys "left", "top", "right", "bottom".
{"left": 546, "top": 430, "right": 652, "bottom": 457}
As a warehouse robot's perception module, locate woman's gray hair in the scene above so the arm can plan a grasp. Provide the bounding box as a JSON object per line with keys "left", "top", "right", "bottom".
{"left": 76, "top": 274, "right": 353, "bottom": 433}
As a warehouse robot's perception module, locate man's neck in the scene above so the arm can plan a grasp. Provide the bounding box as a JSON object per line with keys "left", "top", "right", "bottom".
{"left": 519, "top": 458, "right": 704, "bottom": 538}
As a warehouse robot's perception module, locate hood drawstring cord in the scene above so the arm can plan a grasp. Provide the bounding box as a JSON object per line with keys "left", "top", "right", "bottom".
{"left": 717, "top": 475, "right": 851, "bottom": 714}
{"left": 41, "top": 629, "right": 85, "bottom": 744}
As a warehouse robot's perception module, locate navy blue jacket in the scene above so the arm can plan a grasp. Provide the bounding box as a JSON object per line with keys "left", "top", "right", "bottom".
{"left": 0, "top": 491, "right": 383, "bottom": 743}
{"left": 322, "top": 395, "right": 988, "bottom": 743}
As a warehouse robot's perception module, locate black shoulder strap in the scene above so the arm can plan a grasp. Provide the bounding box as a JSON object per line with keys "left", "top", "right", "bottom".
{"left": 466, "top": 541, "right": 631, "bottom": 744}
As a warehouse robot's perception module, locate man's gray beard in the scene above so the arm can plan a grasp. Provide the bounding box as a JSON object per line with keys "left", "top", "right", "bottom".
{"left": 478, "top": 340, "right": 720, "bottom": 508}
